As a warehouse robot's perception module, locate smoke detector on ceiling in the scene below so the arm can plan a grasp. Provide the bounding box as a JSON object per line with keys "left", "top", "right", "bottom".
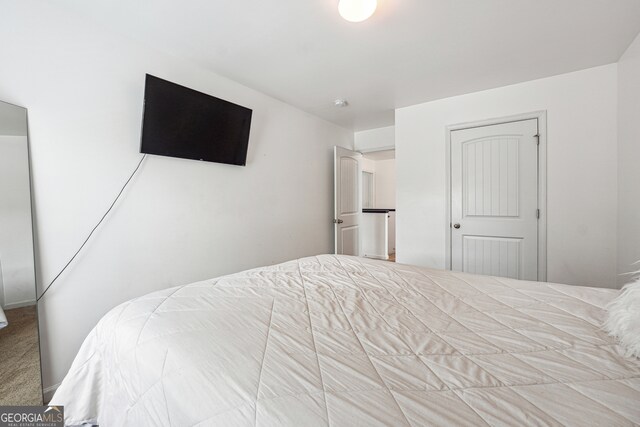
{"left": 334, "top": 99, "right": 349, "bottom": 108}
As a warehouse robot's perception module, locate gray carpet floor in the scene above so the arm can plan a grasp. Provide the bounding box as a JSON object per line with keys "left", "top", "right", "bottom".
{"left": 0, "top": 305, "right": 43, "bottom": 405}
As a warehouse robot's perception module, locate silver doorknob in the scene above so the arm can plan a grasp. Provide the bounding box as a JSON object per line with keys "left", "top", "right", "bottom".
{"left": 453, "top": 223, "right": 461, "bottom": 229}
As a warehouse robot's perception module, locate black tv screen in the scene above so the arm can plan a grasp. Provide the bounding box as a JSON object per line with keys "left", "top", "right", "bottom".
{"left": 140, "top": 74, "right": 252, "bottom": 166}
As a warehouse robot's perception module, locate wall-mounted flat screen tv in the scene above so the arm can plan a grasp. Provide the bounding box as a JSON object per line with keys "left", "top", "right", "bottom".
{"left": 140, "top": 74, "right": 253, "bottom": 166}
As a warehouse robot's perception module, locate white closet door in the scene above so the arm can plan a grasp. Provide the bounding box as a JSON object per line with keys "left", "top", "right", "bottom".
{"left": 451, "top": 119, "right": 539, "bottom": 280}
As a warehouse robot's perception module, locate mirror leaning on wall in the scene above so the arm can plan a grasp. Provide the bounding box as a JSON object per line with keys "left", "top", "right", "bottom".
{"left": 0, "top": 100, "right": 42, "bottom": 405}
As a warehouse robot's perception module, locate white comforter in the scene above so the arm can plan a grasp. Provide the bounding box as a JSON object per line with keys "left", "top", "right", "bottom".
{"left": 53, "top": 255, "right": 640, "bottom": 426}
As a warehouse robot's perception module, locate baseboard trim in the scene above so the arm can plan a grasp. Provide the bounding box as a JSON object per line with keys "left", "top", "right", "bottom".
{"left": 43, "top": 383, "right": 60, "bottom": 404}
{"left": 2, "top": 300, "right": 37, "bottom": 310}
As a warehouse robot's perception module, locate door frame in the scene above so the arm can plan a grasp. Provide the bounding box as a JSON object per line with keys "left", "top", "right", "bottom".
{"left": 444, "top": 111, "right": 547, "bottom": 282}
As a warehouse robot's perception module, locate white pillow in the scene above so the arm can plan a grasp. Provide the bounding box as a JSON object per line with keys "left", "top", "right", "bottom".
{"left": 604, "top": 278, "right": 640, "bottom": 358}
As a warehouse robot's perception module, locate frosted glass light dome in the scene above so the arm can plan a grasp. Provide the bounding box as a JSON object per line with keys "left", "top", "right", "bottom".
{"left": 338, "top": 0, "right": 377, "bottom": 23}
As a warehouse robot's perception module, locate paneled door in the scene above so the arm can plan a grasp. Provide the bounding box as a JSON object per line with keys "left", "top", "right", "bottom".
{"left": 451, "top": 119, "right": 539, "bottom": 280}
{"left": 334, "top": 146, "right": 362, "bottom": 255}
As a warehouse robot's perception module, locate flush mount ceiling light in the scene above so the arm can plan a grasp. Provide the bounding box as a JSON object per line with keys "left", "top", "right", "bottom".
{"left": 334, "top": 99, "right": 349, "bottom": 107}
{"left": 338, "top": 0, "right": 377, "bottom": 23}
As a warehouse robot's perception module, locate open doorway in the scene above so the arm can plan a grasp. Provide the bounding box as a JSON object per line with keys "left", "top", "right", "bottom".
{"left": 361, "top": 149, "right": 396, "bottom": 261}
{"left": 333, "top": 146, "right": 397, "bottom": 261}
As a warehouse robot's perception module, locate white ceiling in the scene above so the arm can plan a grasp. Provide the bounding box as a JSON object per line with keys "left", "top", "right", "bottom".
{"left": 54, "top": 0, "right": 640, "bottom": 131}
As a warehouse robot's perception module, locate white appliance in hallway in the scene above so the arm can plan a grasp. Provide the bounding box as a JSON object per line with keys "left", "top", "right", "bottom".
{"left": 362, "top": 209, "right": 395, "bottom": 260}
{"left": 450, "top": 118, "right": 541, "bottom": 280}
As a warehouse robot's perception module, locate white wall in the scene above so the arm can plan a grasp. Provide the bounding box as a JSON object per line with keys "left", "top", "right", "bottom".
{"left": 0, "top": 1, "right": 352, "bottom": 391}
{"left": 0, "top": 136, "right": 36, "bottom": 308}
{"left": 396, "top": 64, "right": 619, "bottom": 288}
{"left": 355, "top": 126, "right": 395, "bottom": 152}
{"left": 618, "top": 33, "right": 640, "bottom": 285}
{"left": 361, "top": 157, "right": 396, "bottom": 209}
{"left": 374, "top": 159, "right": 396, "bottom": 209}
{"left": 361, "top": 157, "right": 376, "bottom": 173}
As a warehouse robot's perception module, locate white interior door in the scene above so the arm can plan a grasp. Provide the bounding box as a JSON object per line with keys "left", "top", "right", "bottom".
{"left": 451, "top": 119, "right": 539, "bottom": 280}
{"left": 334, "top": 146, "right": 362, "bottom": 255}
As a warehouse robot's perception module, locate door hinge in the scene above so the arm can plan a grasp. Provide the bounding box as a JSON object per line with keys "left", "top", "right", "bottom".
{"left": 534, "top": 134, "right": 540, "bottom": 146}
{"left": 536, "top": 209, "right": 540, "bottom": 219}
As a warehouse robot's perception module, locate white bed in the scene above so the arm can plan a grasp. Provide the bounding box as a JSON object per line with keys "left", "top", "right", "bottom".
{"left": 52, "top": 255, "right": 640, "bottom": 426}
